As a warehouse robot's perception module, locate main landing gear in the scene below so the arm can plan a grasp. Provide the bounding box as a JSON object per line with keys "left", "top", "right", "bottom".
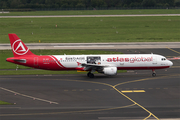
{"left": 152, "top": 69, "right": 156, "bottom": 77}
{"left": 87, "top": 72, "right": 94, "bottom": 78}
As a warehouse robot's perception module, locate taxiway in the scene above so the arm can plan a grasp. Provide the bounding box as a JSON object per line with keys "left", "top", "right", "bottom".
{"left": 0, "top": 48, "right": 179, "bottom": 120}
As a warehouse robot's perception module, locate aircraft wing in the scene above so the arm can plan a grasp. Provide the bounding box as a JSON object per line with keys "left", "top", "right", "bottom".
{"left": 81, "top": 63, "right": 109, "bottom": 71}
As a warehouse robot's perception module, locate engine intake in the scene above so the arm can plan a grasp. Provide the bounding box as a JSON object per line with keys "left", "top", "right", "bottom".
{"left": 103, "top": 67, "right": 117, "bottom": 76}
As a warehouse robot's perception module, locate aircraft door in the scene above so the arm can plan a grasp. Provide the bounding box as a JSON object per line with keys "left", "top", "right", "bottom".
{"left": 34, "top": 57, "right": 38, "bottom": 66}
{"left": 152, "top": 56, "right": 157, "bottom": 65}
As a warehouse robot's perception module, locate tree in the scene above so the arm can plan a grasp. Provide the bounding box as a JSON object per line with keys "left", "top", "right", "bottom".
{"left": 91, "top": 0, "right": 106, "bottom": 7}
{"left": 9, "top": 0, "right": 22, "bottom": 8}
{"left": 76, "top": 3, "right": 85, "bottom": 8}
{"left": 175, "top": 0, "right": 180, "bottom": 6}
{"left": 0, "top": 0, "right": 177, "bottom": 9}
{"left": 142, "top": 0, "right": 156, "bottom": 7}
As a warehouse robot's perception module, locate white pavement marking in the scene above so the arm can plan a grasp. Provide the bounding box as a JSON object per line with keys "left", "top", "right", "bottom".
{"left": 54, "top": 45, "right": 114, "bottom": 47}
{"left": 1, "top": 42, "right": 180, "bottom": 50}
{"left": 0, "top": 87, "right": 59, "bottom": 104}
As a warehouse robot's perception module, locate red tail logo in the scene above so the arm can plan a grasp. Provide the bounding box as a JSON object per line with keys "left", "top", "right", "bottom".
{"left": 8, "top": 34, "right": 35, "bottom": 57}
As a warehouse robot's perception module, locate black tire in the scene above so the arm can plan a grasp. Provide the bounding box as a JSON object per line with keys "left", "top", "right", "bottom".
{"left": 87, "top": 72, "right": 91, "bottom": 77}
{"left": 87, "top": 72, "right": 94, "bottom": 78}
{"left": 89, "top": 73, "right": 94, "bottom": 78}
{"left": 152, "top": 73, "right": 156, "bottom": 77}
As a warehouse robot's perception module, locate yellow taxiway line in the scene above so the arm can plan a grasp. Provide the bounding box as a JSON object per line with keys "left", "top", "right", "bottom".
{"left": 121, "top": 90, "right": 145, "bottom": 93}
{"left": 166, "top": 47, "right": 180, "bottom": 54}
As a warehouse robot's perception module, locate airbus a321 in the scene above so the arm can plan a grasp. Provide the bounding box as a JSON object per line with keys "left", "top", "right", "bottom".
{"left": 6, "top": 34, "right": 173, "bottom": 78}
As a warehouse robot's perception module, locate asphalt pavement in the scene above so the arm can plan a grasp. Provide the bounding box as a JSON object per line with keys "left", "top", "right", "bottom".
{"left": 0, "top": 48, "right": 179, "bottom": 120}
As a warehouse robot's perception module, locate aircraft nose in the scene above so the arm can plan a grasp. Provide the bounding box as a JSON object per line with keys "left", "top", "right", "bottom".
{"left": 169, "top": 61, "right": 173, "bottom": 66}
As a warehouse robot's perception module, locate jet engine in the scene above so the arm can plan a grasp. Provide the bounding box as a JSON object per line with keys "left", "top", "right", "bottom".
{"left": 103, "top": 67, "right": 117, "bottom": 76}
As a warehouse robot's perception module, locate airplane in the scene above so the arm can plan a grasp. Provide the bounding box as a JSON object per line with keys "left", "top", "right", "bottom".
{"left": 6, "top": 33, "right": 173, "bottom": 78}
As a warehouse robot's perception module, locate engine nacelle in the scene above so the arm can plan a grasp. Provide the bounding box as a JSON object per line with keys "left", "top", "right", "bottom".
{"left": 103, "top": 67, "right": 117, "bottom": 76}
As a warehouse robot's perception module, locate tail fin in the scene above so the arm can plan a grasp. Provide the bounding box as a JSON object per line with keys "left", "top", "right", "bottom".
{"left": 8, "top": 34, "right": 35, "bottom": 57}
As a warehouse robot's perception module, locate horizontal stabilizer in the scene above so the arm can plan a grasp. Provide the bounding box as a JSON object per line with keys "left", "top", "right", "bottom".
{"left": 10, "top": 59, "right": 26, "bottom": 63}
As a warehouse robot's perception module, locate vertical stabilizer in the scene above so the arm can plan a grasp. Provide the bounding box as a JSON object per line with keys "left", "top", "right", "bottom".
{"left": 8, "top": 34, "right": 35, "bottom": 57}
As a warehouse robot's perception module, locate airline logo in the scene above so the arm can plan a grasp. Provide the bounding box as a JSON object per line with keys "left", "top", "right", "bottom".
{"left": 107, "top": 56, "right": 153, "bottom": 63}
{"left": 12, "top": 39, "right": 29, "bottom": 55}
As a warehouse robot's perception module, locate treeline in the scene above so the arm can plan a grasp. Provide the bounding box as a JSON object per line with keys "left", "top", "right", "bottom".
{"left": 0, "top": 0, "right": 180, "bottom": 9}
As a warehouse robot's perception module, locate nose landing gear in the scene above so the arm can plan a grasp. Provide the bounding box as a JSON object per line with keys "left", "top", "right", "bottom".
{"left": 152, "top": 69, "right": 156, "bottom": 77}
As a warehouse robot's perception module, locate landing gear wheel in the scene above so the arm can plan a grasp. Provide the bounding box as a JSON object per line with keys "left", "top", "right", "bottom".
{"left": 87, "top": 72, "right": 90, "bottom": 77}
{"left": 152, "top": 73, "right": 156, "bottom": 77}
{"left": 152, "top": 69, "right": 156, "bottom": 77}
{"left": 87, "top": 72, "right": 94, "bottom": 78}
{"left": 89, "top": 73, "right": 94, "bottom": 78}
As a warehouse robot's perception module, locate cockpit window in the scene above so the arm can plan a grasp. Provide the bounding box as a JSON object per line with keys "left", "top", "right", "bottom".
{"left": 161, "top": 58, "right": 166, "bottom": 61}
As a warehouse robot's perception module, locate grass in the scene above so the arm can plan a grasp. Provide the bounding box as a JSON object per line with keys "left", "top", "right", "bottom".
{"left": 0, "top": 16, "right": 180, "bottom": 43}
{"left": 0, "top": 100, "right": 13, "bottom": 105}
{"left": 0, "top": 49, "right": 126, "bottom": 75}
{"left": 0, "top": 9, "right": 180, "bottom": 16}
{"left": 0, "top": 70, "right": 127, "bottom": 75}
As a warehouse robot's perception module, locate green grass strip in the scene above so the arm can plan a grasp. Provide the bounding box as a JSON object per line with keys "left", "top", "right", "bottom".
{"left": 0, "top": 70, "right": 126, "bottom": 75}
{"left": 0, "top": 16, "right": 180, "bottom": 43}
{"left": 0, "top": 100, "right": 13, "bottom": 105}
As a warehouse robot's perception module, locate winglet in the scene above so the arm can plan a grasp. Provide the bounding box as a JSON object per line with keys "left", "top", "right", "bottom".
{"left": 8, "top": 34, "right": 35, "bottom": 57}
